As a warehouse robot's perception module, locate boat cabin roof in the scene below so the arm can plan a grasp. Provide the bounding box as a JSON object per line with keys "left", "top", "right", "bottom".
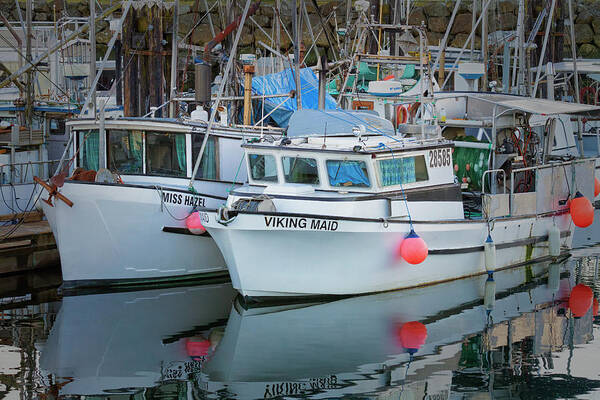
{"left": 243, "top": 134, "right": 451, "bottom": 155}
{"left": 435, "top": 92, "right": 600, "bottom": 117}
{"left": 67, "top": 117, "right": 285, "bottom": 138}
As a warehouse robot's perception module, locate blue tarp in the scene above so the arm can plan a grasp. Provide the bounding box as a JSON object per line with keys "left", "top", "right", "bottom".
{"left": 327, "top": 160, "right": 370, "bottom": 187}
{"left": 287, "top": 109, "right": 396, "bottom": 137}
{"left": 252, "top": 68, "right": 337, "bottom": 128}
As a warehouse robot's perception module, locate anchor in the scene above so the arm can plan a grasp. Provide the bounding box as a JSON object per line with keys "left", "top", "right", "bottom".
{"left": 33, "top": 176, "right": 74, "bottom": 208}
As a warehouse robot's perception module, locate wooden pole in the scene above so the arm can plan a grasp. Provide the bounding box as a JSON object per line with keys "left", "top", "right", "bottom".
{"left": 243, "top": 65, "right": 255, "bottom": 125}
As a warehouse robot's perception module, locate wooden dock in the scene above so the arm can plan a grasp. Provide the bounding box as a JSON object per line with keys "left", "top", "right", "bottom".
{"left": 0, "top": 212, "right": 59, "bottom": 274}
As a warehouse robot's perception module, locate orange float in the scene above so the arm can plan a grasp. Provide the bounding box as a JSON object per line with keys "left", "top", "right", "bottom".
{"left": 570, "top": 191, "right": 594, "bottom": 228}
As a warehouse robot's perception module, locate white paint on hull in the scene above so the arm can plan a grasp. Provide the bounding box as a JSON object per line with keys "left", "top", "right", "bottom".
{"left": 203, "top": 210, "right": 574, "bottom": 297}
{"left": 42, "top": 178, "right": 229, "bottom": 284}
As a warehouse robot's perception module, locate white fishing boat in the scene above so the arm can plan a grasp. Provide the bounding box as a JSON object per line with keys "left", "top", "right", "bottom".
{"left": 200, "top": 95, "right": 600, "bottom": 300}
{"left": 38, "top": 116, "right": 284, "bottom": 289}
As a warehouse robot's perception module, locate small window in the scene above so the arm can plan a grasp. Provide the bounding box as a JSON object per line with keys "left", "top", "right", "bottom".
{"left": 326, "top": 160, "right": 370, "bottom": 187}
{"left": 191, "top": 134, "right": 217, "bottom": 180}
{"left": 49, "top": 119, "right": 66, "bottom": 135}
{"left": 146, "top": 132, "right": 187, "bottom": 177}
{"left": 78, "top": 129, "right": 99, "bottom": 170}
{"left": 108, "top": 129, "right": 143, "bottom": 174}
{"left": 378, "top": 155, "right": 428, "bottom": 186}
{"left": 282, "top": 156, "right": 319, "bottom": 184}
{"left": 249, "top": 154, "right": 278, "bottom": 182}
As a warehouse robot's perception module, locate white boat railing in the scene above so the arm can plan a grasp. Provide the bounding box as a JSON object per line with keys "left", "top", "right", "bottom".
{"left": 0, "top": 160, "right": 61, "bottom": 186}
{"left": 509, "top": 158, "right": 598, "bottom": 216}
{"left": 481, "top": 169, "right": 507, "bottom": 195}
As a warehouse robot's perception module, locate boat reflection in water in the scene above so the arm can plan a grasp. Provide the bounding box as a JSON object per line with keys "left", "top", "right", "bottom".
{"left": 39, "top": 283, "right": 236, "bottom": 396}
{"left": 39, "top": 257, "right": 600, "bottom": 399}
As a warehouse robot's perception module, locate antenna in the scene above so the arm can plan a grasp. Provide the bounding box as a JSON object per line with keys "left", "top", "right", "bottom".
{"left": 322, "top": 122, "right": 327, "bottom": 149}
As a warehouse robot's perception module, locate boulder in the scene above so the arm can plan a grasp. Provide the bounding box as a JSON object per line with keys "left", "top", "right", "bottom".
{"left": 592, "top": 17, "right": 600, "bottom": 34}
{"left": 424, "top": 3, "right": 450, "bottom": 17}
{"left": 96, "top": 29, "right": 112, "bottom": 45}
{"left": 255, "top": 28, "right": 292, "bottom": 50}
{"left": 593, "top": 34, "right": 600, "bottom": 48}
{"left": 499, "top": 12, "right": 517, "bottom": 30}
{"left": 426, "top": 31, "right": 443, "bottom": 46}
{"left": 190, "top": 24, "right": 214, "bottom": 46}
{"left": 253, "top": 14, "right": 271, "bottom": 29}
{"left": 497, "top": 0, "right": 517, "bottom": 14}
{"left": 239, "top": 26, "right": 254, "bottom": 47}
{"left": 451, "top": 33, "right": 480, "bottom": 49}
{"left": 34, "top": 11, "right": 48, "bottom": 21}
{"left": 408, "top": 7, "right": 426, "bottom": 25}
{"left": 576, "top": 9, "right": 594, "bottom": 25}
{"left": 575, "top": 23, "right": 594, "bottom": 44}
{"left": 579, "top": 43, "right": 600, "bottom": 58}
{"left": 428, "top": 16, "right": 448, "bottom": 33}
{"left": 451, "top": 13, "right": 473, "bottom": 35}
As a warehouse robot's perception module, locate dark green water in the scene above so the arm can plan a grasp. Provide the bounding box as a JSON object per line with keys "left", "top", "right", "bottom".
{"left": 1, "top": 250, "right": 600, "bottom": 399}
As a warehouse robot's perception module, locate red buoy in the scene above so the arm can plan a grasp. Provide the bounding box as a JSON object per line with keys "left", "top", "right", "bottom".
{"left": 186, "top": 212, "right": 206, "bottom": 234}
{"left": 595, "top": 177, "right": 600, "bottom": 197}
{"left": 570, "top": 192, "right": 594, "bottom": 228}
{"left": 398, "top": 229, "right": 428, "bottom": 264}
{"left": 186, "top": 337, "right": 211, "bottom": 358}
{"left": 569, "top": 283, "right": 593, "bottom": 318}
{"left": 396, "top": 321, "right": 427, "bottom": 354}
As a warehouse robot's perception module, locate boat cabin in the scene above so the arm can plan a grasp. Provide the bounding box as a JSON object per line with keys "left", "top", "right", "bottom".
{"left": 243, "top": 135, "right": 455, "bottom": 195}
{"left": 67, "top": 118, "right": 284, "bottom": 183}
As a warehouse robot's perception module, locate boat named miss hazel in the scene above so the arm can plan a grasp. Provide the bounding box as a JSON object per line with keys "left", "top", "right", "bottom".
{"left": 199, "top": 98, "right": 600, "bottom": 300}
{"left": 38, "top": 116, "right": 283, "bottom": 290}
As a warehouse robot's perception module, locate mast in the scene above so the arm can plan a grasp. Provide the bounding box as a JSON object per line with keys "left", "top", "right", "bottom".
{"left": 516, "top": 0, "right": 525, "bottom": 95}
{"left": 189, "top": 0, "right": 253, "bottom": 187}
{"left": 292, "top": 0, "right": 302, "bottom": 109}
{"left": 481, "top": 0, "right": 488, "bottom": 91}
{"left": 89, "top": 0, "right": 96, "bottom": 116}
{"left": 169, "top": 0, "right": 179, "bottom": 118}
{"left": 25, "top": 0, "right": 32, "bottom": 128}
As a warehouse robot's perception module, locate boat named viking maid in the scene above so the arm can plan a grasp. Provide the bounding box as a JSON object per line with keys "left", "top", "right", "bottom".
{"left": 200, "top": 95, "right": 600, "bottom": 300}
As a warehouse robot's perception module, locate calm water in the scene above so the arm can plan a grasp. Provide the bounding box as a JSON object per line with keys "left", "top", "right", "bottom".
{"left": 1, "top": 251, "right": 600, "bottom": 399}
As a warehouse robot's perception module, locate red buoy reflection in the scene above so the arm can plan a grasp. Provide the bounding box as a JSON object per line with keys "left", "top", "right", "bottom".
{"left": 396, "top": 321, "right": 427, "bottom": 355}
{"left": 569, "top": 283, "right": 594, "bottom": 318}
{"left": 186, "top": 337, "right": 211, "bottom": 359}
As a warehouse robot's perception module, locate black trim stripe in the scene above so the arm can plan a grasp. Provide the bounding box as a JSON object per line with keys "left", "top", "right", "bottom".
{"left": 162, "top": 226, "right": 212, "bottom": 237}
{"left": 199, "top": 207, "right": 568, "bottom": 225}
{"left": 65, "top": 180, "right": 228, "bottom": 201}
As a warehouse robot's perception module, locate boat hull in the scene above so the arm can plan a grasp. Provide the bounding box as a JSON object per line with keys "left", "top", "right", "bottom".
{"left": 202, "top": 210, "right": 574, "bottom": 298}
{"left": 42, "top": 179, "right": 229, "bottom": 288}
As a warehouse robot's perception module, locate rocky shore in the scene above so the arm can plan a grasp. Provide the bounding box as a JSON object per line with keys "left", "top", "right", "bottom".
{"left": 7, "top": 0, "right": 600, "bottom": 60}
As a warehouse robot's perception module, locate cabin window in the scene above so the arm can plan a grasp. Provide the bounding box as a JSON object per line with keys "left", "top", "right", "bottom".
{"left": 191, "top": 134, "right": 217, "bottom": 180}
{"left": 326, "top": 160, "right": 370, "bottom": 187}
{"left": 249, "top": 154, "right": 278, "bottom": 182}
{"left": 378, "top": 155, "right": 428, "bottom": 186}
{"left": 107, "top": 130, "right": 143, "bottom": 174}
{"left": 77, "top": 129, "right": 99, "bottom": 170}
{"left": 145, "top": 132, "right": 186, "bottom": 177}
{"left": 282, "top": 156, "right": 319, "bottom": 184}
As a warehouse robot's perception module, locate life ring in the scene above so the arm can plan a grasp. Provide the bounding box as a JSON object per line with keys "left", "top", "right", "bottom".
{"left": 396, "top": 105, "right": 408, "bottom": 127}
